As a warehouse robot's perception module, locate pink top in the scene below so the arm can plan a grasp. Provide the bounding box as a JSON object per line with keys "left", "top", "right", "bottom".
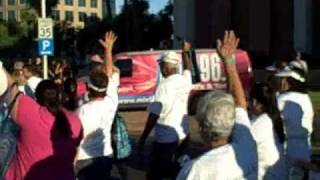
{"left": 5, "top": 96, "right": 83, "bottom": 180}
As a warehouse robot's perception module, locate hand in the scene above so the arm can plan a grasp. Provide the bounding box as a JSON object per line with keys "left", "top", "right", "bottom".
{"left": 217, "top": 30, "right": 240, "bottom": 59}
{"left": 182, "top": 40, "right": 192, "bottom": 52}
{"left": 99, "top": 31, "right": 118, "bottom": 52}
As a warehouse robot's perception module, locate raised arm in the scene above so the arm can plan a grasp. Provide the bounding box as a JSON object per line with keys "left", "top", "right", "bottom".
{"left": 217, "top": 31, "right": 247, "bottom": 109}
{"left": 99, "top": 31, "right": 117, "bottom": 77}
{"left": 182, "top": 41, "right": 192, "bottom": 71}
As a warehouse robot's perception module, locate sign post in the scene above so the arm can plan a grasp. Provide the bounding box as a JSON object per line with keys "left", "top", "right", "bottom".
{"left": 38, "top": 0, "right": 54, "bottom": 79}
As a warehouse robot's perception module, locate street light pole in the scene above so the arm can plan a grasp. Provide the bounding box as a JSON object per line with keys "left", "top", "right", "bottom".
{"left": 41, "top": 0, "right": 48, "bottom": 79}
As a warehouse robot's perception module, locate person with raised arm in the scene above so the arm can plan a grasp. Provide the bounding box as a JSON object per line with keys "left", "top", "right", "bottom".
{"left": 138, "top": 41, "right": 193, "bottom": 180}
{"left": 75, "top": 31, "right": 120, "bottom": 180}
{"left": 177, "top": 31, "right": 258, "bottom": 180}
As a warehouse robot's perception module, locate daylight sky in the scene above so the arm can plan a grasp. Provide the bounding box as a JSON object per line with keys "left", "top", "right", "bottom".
{"left": 116, "top": 0, "right": 169, "bottom": 14}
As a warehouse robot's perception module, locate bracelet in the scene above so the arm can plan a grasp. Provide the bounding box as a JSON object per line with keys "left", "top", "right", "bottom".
{"left": 183, "top": 51, "right": 191, "bottom": 57}
{"left": 223, "top": 56, "right": 235, "bottom": 64}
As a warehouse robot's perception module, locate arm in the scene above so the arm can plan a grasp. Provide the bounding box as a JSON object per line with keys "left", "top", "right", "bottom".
{"left": 100, "top": 31, "right": 117, "bottom": 77}
{"left": 217, "top": 31, "right": 247, "bottom": 109}
{"left": 139, "top": 113, "right": 159, "bottom": 146}
{"left": 182, "top": 41, "right": 192, "bottom": 71}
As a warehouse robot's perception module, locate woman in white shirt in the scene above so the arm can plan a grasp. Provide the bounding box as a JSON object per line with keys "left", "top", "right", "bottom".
{"left": 250, "top": 83, "right": 288, "bottom": 180}
{"left": 275, "top": 60, "right": 314, "bottom": 179}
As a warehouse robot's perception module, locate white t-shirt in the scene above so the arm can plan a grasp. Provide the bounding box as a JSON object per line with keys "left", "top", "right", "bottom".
{"left": 177, "top": 108, "right": 258, "bottom": 180}
{"left": 148, "top": 70, "right": 192, "bottom": 143}
{"left": 77, "top": 72, "right": 119, "bottom": 160}
{"left": 26, "top": 76, "right": 42, "bottom": 93}
{"left": 251, "top": 113, "right": 288, "bottom": 180}
{"left": 277, "top": 92, "right": 314, "bottom": 162}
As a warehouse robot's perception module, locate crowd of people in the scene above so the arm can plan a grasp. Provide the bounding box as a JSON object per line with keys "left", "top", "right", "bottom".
{"left": 0, "top": 30, "right": 318, "bottom": 180}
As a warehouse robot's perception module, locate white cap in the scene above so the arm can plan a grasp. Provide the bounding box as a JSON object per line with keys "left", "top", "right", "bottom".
{"left": 275, "top": 68, "right": 306, "bottom": 83}
{"left": 0, "top": 62, "right": 8, "bottom": 96}
{"left": 159, "top": 51, "right": 181, "bottom": 65}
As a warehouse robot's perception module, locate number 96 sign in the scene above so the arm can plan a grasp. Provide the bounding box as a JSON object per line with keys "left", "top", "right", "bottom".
{"left": 38, "top": 18, "right": 53, "bottom": 39}
{"left": 198, "top": 53, "right": 225, "bottom": 82}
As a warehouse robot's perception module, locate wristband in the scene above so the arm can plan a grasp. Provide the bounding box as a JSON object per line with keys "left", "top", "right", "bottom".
{"left": 223, "top": 56, "right": 235, "bottom": 64}
{"left": 183, "top": 51, "right": 191, "bottom": 57}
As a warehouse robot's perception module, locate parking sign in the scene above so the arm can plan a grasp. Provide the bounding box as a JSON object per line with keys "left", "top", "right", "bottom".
{"left": 38, "top": 39, "right": 54, "bottom": 56}
{"left": 38, "top": 18, "right": 54, "bottom": 56}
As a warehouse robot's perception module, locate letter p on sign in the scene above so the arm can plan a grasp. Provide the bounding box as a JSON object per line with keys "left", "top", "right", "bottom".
{"left": 38, "top": 39, "right": 54, "bottom": 56}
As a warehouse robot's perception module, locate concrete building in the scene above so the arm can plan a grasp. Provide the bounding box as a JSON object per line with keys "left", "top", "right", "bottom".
{"left": 0, "top": 0, "right": 116, "bottom": 28}
{"left": 52, "top": 0, "right": 115, "bottom": 28}
{"left": 0, "top": 0, "right": 28, "bottom": 22}
{"left": 173, "top": 0, "right": 319, "bottom": 59}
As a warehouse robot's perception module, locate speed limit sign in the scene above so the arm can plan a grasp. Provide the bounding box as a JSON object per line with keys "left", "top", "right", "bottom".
{"left": 38, "top": 18, "right": 53, "bottom": 39}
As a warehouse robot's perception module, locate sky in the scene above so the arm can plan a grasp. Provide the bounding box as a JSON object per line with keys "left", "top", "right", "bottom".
{"left": 116, "top": 0, "right": 169, "bottom": 14}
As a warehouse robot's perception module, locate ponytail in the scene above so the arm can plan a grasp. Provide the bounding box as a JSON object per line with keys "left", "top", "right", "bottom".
{"left": 267, "top": 92, "right": 286, "bottom": 143}
{"left": 251, "top": 83, "right": 286, "bottom": 144}
{"left": 35, "top": 80, "right": 71, "bottom": 138}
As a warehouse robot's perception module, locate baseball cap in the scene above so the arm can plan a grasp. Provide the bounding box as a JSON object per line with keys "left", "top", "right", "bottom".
{"left": 0, "top": 62, "right": 8, "bottom": 96}
{"left": 159, "top": 51, "right": 181, "bottom": 65}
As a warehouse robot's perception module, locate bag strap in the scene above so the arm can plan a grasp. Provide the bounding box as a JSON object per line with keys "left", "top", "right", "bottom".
{"left": 4, "top": 89, "right": 22, "bottom": 121}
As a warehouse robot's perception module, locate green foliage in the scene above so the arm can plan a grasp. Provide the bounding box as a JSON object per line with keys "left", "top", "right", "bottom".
{"left": 26, "top": 0, "right": 59, "bottom": 16}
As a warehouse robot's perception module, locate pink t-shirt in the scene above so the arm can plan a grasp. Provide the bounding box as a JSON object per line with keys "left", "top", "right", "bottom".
{"left": 5, "top": 96, "right": 83, "bottom": 180}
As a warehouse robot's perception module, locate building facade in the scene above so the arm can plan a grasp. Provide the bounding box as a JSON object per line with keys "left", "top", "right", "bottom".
{"left": 0, "top": 0, "right": 28, "bottom": 22}
{"left": 0, "top": 0, "right": 115, "bottom": 28}
{"left": 174, "top": 0, "right": 319, "bottom": 59}
{"left": 52, "top": 0, "right": 105, "bottom": 28}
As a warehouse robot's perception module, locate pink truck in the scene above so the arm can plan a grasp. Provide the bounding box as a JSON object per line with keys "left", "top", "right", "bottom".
{"left": 78, "top": 49, "right": 253, "bottom": 113}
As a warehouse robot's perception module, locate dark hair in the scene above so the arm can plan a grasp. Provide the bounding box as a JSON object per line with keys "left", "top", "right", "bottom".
{"left": 287, "top": 65, "right": 308, "bottom": 93}
{"left": 35, "top": 80, "right": 71, "bottom": 138}
{"left": 23, "top": 64, "right": 38, "bottom": 75}
{"left": 88, "top": 71, "right": 108, "bottom": 98}
{"left": 63, "top": 78, "right": 78, "bottom": 111}
{"left": 287, "top": 77, "right": 308, "bottom": 93}
{"left": 251, "top": 83, "right": 285, "bottom": 143}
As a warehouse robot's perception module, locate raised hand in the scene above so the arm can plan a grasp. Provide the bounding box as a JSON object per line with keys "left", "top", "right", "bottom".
{"left": 99, "top": 31, "right": 118, "bottom": 52}
{"left": 183, "top": 40, "right": 192, "bottom": 52}
{"left": 217, "top": 31, "right": 240, "bottom": 60}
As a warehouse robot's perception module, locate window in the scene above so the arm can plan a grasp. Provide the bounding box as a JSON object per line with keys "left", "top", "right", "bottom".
{"left": 115, "top": 59, "right": 133, "bottom": 77}
{"left": 8, "top": 11, "right": 15, "bottom": 22}
{"left": 65, "top": 0, "right": 73, "bottom": 6}
{"left": 8, "top": 0, "right": 15, "bottom": 6}
{"left": 79, "top": 12, "right": 86, "bottom": 22}
{"left": 78, "top": 0, "right": 85, "bottom": 7}
{"left": 65, "top": 11, "right": 73, "bottom": 21}
{"left": 90, "top": 0, "right": 97, "bottom": 8}
{"left": 52, "top": 10, "right": 60, "bottom": 20}
{"left": 91, "top": 13, "right": 97, "bottom": 18}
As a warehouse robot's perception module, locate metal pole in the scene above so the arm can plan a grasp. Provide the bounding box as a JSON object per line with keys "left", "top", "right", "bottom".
{"left": 41, "top": 0, "right": 48, "bottom": 79}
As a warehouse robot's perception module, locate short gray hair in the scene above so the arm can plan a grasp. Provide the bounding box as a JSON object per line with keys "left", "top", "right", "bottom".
{"left": 196, "top": 91, "right": 236, "bottom": 141}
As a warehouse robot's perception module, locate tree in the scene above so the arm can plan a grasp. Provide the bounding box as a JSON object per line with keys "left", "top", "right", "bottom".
{"left": 26, "top": 0, "right": 59, "bottom": 16}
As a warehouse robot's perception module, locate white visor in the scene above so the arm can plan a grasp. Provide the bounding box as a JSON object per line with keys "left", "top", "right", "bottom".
{"left": 275, "top": 69, "right": 306, "bottom": 83}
